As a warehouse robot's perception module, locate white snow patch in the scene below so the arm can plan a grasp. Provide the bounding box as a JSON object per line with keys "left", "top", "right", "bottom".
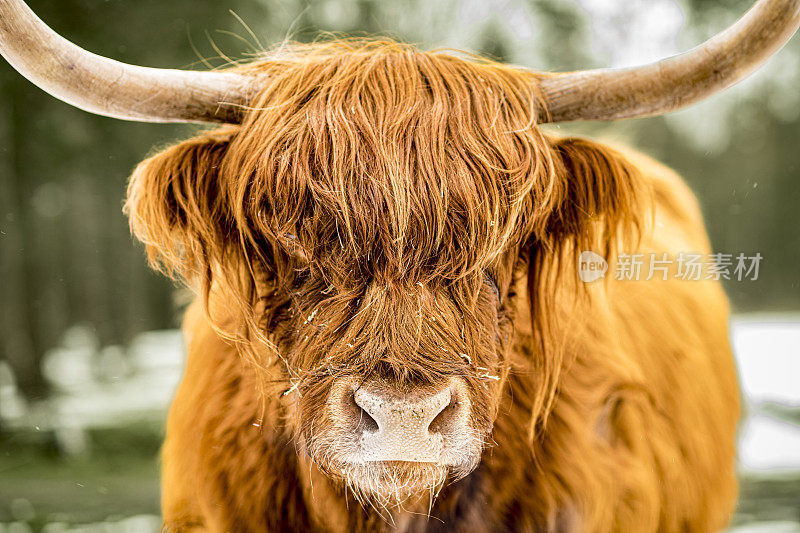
{"left": 731, "top": 315, "right": 800, "bottom": 406}
{"left": 731, "top": 315, "right": 800, "bottom": 476}
{"left": 738, "top": 413, "right": 800, "bottom": 473}
{"left": 729, "top": 521, "right": 800, "bottom": 533}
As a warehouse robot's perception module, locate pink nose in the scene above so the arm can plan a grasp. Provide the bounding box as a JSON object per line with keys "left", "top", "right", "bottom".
{"left": 334, "top": 379, "right": 469, "bottom": 463}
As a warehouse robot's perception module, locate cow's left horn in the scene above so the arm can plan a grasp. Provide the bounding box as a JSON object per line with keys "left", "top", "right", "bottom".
{"left": 0, "top": 0, "right": 256, "bottom": 123}
{"left": 539, "top": 0, "right": 800, "bottom": 122}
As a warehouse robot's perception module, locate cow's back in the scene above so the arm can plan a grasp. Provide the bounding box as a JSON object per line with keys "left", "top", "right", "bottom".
{"left": 609, "top": 147, "right": 739, "bottom": 529}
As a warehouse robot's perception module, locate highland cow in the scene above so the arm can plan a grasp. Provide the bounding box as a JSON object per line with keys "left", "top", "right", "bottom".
{"left": 2, "top": 0, "right": 799, "bottom": 531}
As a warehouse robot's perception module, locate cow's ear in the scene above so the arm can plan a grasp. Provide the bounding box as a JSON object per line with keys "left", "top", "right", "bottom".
{"left": 124, "top": 127, "right": 238, "bottom": 283}
{"left": 523, "top": 137, "right": 646, "bottom": 437}
{"left": 547, "top": 137, "right": 645, "bottom": 252}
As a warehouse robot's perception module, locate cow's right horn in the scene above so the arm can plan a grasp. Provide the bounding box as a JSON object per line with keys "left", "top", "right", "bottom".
{"left": 0, "top": 0, "right": 259, "bottom": 124}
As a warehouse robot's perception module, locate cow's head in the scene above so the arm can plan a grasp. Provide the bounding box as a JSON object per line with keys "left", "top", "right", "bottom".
{"left": 123, "top": 44, "right": 652, "bottom": 505}
{"left": 2, "top": 0, "right": 797, "bottom": 508}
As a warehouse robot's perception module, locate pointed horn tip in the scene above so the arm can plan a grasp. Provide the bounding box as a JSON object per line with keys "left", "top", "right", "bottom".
{"left": 539, "top": 0, "right": 800, "bottom": 123}
{"left": 0, "top": 0, "right": 259, "bottom": 124}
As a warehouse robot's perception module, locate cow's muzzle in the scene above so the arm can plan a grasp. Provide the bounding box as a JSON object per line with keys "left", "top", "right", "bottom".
{"left": 324, "top": 377, "right": 478, "bottom": 466}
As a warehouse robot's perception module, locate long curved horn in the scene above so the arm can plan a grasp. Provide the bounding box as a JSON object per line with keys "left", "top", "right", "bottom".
{"left": 0, "top": 0, "right": 255, "bottom": 123}
{"left": 539, "top": 0, "right": 800, "bottom": 123}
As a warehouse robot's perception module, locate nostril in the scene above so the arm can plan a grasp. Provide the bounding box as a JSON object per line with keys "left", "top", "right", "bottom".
{"left": 350, "top": 390, "right": 379, "bottom": 432}
{"left": 350, "top": 381, "right": 467, "bottom": 439}
{"left": 428, "top": 398, "right": 457, "bottom": 434}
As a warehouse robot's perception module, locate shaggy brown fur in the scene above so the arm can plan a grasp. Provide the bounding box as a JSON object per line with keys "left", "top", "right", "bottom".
{"left": 124, "top": 40, "right": 739, "bottom": 532}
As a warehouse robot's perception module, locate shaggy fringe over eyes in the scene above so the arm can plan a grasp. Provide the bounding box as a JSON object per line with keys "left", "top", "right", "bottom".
{"left": 124, "top": 39, "right": 645, "bottom": 440}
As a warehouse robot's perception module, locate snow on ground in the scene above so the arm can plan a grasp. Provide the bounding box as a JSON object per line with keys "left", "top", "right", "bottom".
{"left": 739, "top": 414, "right": 800, "bottom": 473}
{"left": 732, "top": 316, "right": 800, "bottom": 406}
{"left": 732, "top": 315, "right": 800, "bottom": 475}
{"left": 2, "top": 315, "right": 798, "bottom": 469}
{"left": 729, "top": 522, "right": 800, "bottom": 533}
{"left": 0, "top": 314, "right": 798, "bottom": 531}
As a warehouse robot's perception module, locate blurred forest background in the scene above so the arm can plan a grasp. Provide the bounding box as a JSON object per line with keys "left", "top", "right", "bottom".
{"left": 0, "top": 0, "right": 798, "bottom": 530}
